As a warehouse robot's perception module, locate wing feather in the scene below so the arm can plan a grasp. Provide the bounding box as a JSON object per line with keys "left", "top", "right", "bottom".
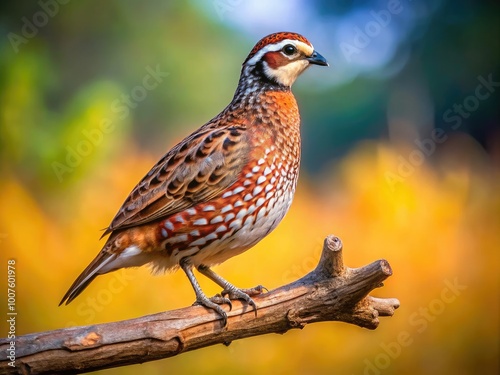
{"left": 103, "top": 123, "right": 249, "bottom": 236}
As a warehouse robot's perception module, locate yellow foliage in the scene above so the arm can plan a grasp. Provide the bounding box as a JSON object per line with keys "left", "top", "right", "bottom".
{"left": 0, "top": 136, "right": 498, "bottom": 374}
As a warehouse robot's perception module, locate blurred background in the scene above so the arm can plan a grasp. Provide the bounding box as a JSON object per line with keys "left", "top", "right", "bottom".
{"left": 0, "top": 0, "right": 499, "bottom": 374}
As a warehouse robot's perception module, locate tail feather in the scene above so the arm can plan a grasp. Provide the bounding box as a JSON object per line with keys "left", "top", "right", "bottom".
{"left": 59, "top": 251, "right": 117, "bottom": 306}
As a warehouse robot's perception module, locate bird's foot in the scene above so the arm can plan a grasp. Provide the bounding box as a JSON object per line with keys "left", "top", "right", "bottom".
{"left": 193, "top": 294, "right": 232, "bottom": 326}
{"left": 221, "top": 284, "right": 267, "bottom": 316}
{"left": 222, "top": 284, "right": 267, "bottom": 298}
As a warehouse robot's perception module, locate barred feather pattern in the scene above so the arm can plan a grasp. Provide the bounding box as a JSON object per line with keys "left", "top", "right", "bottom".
{"left": 60, "top": 31, "right": 327, "bottom": 306}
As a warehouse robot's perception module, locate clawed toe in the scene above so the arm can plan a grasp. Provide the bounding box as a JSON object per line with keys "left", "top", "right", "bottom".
{"left": 209, "top": 294, "right": 233, "bottom": 311}
{"left": 193, "top": 295, "right": 231, "bottom": 326}
{"left": 191, "top": 265, "right": 268, "bottom": 324}
{"left": 220, "top": 285, "right": 267, "bottom": 316}
{"left": 222, "top": 284, "right": 267, "bottom": 299}
{"left": 244, "top": 285, "right": 268, "bottom": 296}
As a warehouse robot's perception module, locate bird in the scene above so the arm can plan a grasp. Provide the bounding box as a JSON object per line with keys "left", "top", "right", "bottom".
{"left": 60, "top": 31, "right": 328, "bottom": 325}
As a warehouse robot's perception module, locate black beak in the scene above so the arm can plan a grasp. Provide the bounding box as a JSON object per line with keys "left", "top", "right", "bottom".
{"left": 307, "top": 51, "right": 328, "bottom": 66}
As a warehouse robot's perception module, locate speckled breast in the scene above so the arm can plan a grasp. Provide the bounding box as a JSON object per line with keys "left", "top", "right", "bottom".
{"left": 158, "top": 139, "right": 300, "bottom": 267}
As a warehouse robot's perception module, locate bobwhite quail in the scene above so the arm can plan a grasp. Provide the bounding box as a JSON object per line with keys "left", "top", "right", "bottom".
{"left": 60, "top": 32, "right": 328, "bottom": 325}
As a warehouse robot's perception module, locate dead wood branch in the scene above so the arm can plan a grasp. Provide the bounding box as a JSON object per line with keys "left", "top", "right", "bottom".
{"left": 0, "top": 235, "right": 400, "bottom": 374}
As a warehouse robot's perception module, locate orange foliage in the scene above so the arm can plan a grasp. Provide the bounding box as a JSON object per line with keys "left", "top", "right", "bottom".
{"left": 1, "top": 135, "right": 498, "bottom": 374}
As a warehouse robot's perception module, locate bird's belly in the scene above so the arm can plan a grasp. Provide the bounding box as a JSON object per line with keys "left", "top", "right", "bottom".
{"left": 151, "top": 148, "right": 300, "bottom": 272}
{"left": 191, "top": 188, "right": 295, "bottom": 266}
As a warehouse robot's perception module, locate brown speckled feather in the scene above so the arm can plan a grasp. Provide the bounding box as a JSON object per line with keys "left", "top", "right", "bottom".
{"left": 60, "top": 32, "right": 327, "bottom": 317}
{"left": 103, "top": 121, "right": 251, "bottom": 236}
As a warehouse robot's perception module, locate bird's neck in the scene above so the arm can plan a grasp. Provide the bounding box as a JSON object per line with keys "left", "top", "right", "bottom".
{"left": 231, "top": 64, "right": 291, "bottom": 105}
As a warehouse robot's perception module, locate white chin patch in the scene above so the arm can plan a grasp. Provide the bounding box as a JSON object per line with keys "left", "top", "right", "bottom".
{"left": 264, "top": 60, "right": 310, "bottom": 87}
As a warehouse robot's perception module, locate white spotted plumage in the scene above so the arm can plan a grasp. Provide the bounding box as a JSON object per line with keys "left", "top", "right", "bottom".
{"left": 60, "top": 32, "right": 327, "bottom": 327}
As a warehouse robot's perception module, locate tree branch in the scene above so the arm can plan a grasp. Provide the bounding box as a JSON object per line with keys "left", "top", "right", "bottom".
{"left": 0, "top": 235, "right": 400, "bottom": 374}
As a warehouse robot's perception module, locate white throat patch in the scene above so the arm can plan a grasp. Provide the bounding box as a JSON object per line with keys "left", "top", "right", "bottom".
{"left": 262, "top": 59, "right": 310, "bottom": 87}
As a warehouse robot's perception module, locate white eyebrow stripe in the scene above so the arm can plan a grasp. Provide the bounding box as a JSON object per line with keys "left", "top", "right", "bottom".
{"left": 246, "top": 39, "right": 314, "bottom": 66}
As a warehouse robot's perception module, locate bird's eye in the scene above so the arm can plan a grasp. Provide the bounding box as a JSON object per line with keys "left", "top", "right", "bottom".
{"left": 282, "top": 44, "right": 297, "bottom": 56}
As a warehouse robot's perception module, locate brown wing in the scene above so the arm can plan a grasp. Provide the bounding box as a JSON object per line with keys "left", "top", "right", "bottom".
{"left": 103, "top": 123, "right": 249, "bottom": 236}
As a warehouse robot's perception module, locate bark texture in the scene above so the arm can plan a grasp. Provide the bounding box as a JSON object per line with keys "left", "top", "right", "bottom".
{"left": 0, "top": 235, "right": 400, "bottom": 374}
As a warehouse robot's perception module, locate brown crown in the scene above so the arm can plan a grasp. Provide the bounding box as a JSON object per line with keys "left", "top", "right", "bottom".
{"left": 244, "top": 32, "right": 312, "bottom": 64}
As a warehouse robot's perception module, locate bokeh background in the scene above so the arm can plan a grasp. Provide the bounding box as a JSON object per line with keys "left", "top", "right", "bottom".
{"left": 1, "top": 1, "right": 499, "bottom": 374}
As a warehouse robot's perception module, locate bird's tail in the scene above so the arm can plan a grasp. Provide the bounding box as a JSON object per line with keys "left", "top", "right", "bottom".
{"left": 59, "top": 250, "right": 118, "bottom": 306}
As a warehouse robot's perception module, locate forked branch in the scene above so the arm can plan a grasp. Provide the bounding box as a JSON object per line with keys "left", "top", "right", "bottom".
{"left": 0, "top": 235, "right": 400, "bottom": 374}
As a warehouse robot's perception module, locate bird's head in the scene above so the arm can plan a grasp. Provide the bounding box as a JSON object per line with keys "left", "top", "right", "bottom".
{"left": 243, "top": 32, "right": 328, "bottom": 88}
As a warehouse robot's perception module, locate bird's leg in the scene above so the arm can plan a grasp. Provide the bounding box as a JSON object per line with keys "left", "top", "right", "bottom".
{"left": 180, "top": 259, "right": 231, "bottom": 326}
{"left": 197, "top": 265, "right": 266, "bottom": 316}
